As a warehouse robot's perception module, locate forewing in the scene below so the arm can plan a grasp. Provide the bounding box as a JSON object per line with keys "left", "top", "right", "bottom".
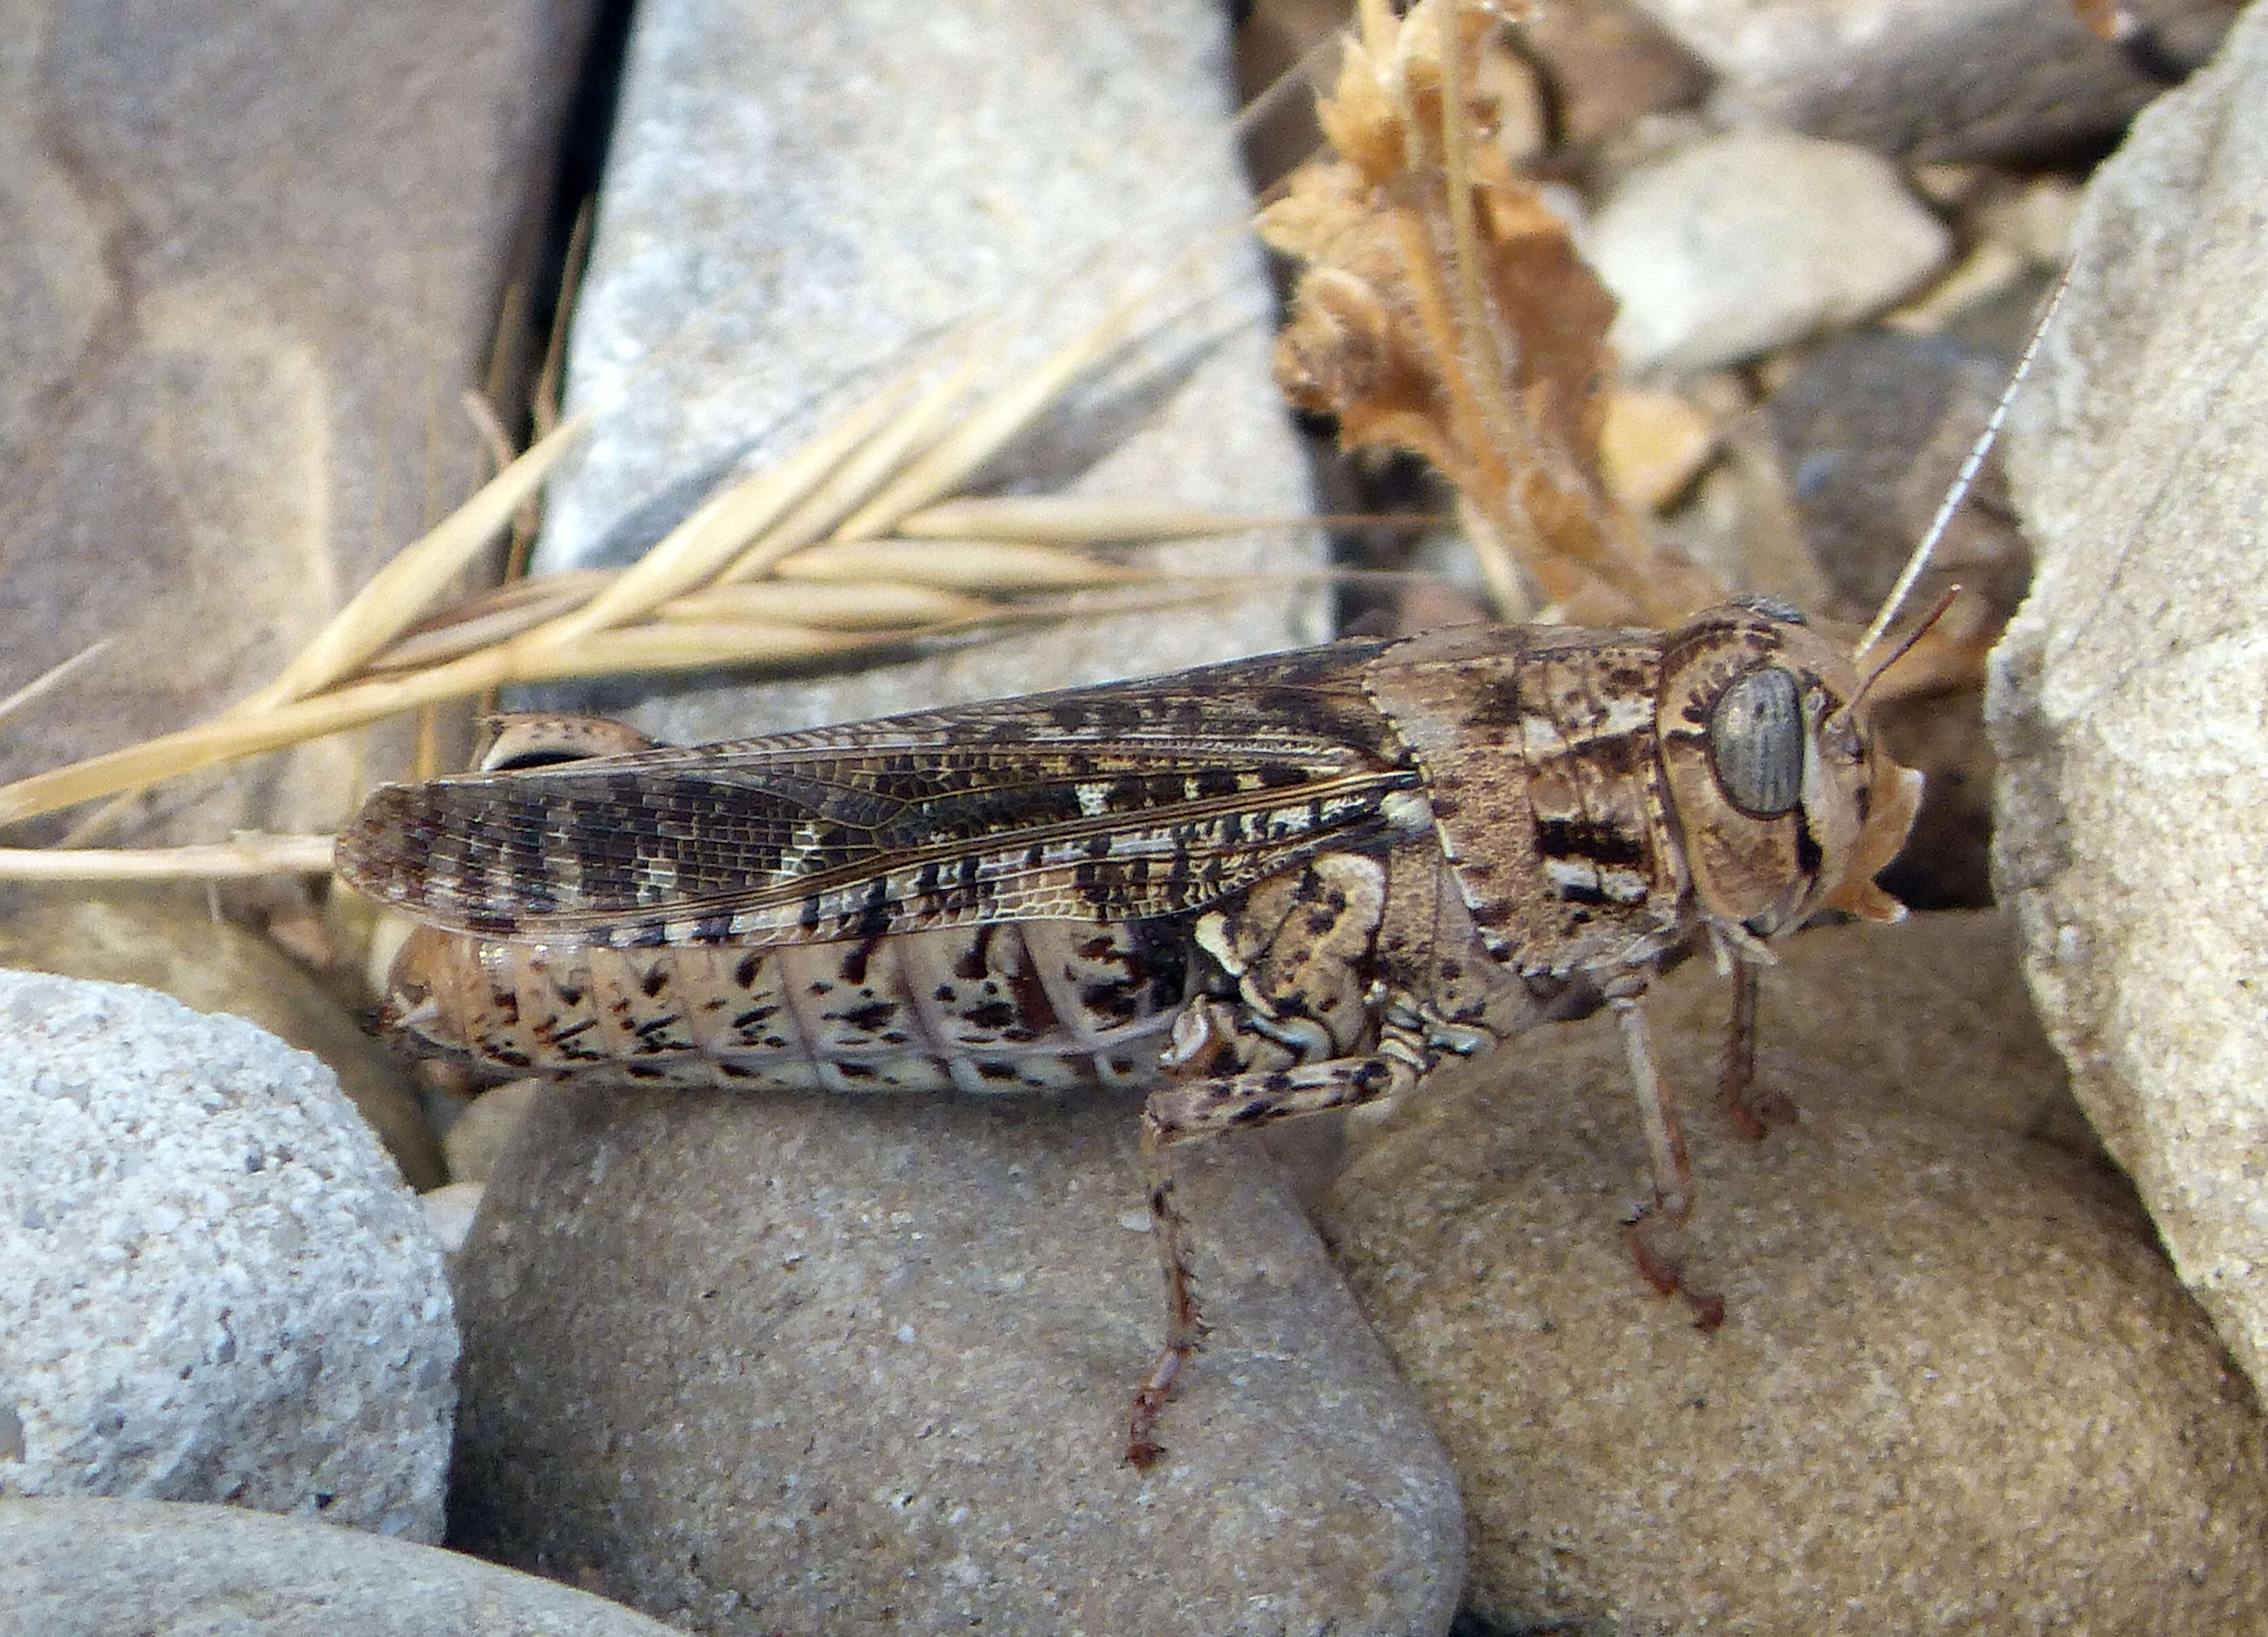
{"left": 336, "top": 641, "right": 1421, "bottom": 948}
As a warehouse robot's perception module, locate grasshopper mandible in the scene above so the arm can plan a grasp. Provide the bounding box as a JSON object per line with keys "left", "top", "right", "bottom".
{"left": 337, "top": 593, "right": 1923, "bottom": 1465}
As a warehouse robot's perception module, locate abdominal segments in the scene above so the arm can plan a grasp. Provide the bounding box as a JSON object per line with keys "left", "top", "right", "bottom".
{"left": 459, "top": 918, "right": 1186, "bottom": 1095}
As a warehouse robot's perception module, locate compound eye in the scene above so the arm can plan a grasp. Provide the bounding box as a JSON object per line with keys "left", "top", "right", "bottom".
{"left": 1708, "top": 666, "right": 1804, "bottom": 817}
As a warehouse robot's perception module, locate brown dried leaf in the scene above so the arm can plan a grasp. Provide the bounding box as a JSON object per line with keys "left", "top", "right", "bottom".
{"left": 1259, "top": 0, "right": 1721, "bottom": 624}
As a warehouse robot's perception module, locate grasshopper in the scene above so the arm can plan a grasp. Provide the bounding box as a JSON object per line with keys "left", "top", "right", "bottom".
{"left": 336, "top": 593, "right": 1923, "bottom": 1465}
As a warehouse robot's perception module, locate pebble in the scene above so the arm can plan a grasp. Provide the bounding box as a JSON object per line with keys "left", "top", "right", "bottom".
{"left": 0, "top": 972, "right": 455, "bottom": 1541}
{"left": 0, "top": 1497, "right": 685, "bottom": 1636}
{"left": 1623, "top": 0, "right": 2237, "bottom": 159}
{"left": 1600, "top": 386, "right": 1717, "bottom": 513}
{"left": 1988, "top": 0, "right": 2268, "bottom": 1426}
{"left": 527, "top": 0, "right": 1326, "bottom": 744}
{"left": 439, "top": 1078, "right": 542, "bottom": 1185}
{"left": 452, "top": 1084, "right": 1466, "bottom": 1634}
{"left": 1591, "top": 125, "right": 1951, "bottom": 377}
{"left": 0, "top": 888, "right": 440, "bottom": 1188}
{"left": 1318, "top": 912, "right": 2268, "bottom": 1633}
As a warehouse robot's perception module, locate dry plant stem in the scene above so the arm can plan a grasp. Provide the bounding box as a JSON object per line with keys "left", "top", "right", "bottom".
{"left": 1434, "top": 0, "right": 1516, "bottom": 486}
{"left": 0, "top": 836, "right": 337, "bottom": 881}
{"left": 0, "top": 641, "right": 111, "bottom": 727}
{"left": 771, "top": 540, "right": 1150, "bottom": 590}
{"left": 658, "top": 582, "right": 994, "bottom": 631}
{"left": 540, "top": 373, "right": 925, "bottom": 645}
{"left": 897, "top": 496, "right": 1310, "bottom": 544}
{"left": 240, "top": 413, "right": 592, "bottom": 711}
{"left": 368, "top": 574, "right": 611, "bottom": 673}
{"left": 717, "top": 334, "right": 998, "bottom": 583}
{"left": 1264, "top": 0, "right": 1708, "bottom": 627}
{"left": 827, "top": 293, "right": 1151, "bottom": 544}
{"left": 0, "top": 622, "right": 883, "bottom": 827}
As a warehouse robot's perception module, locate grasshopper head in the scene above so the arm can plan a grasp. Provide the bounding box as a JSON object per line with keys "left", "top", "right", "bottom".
{"left": 1656, "top": 597, "right": 1923, "bottom": 942}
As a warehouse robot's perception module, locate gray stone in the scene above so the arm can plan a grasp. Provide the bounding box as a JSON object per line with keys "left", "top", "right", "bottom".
{"left": 0, "top": 888, "right": 441, "bottom": 1188}
{"left": 417, "top": 1182, "right": 485, "bottom": 1257}
{"left": 0, "top": 0, "right": 599, "bottom": 840}
{"left": 530, "top": 0, "right": 1325, "bottom": 745}
{"left": 1989, "top": 3, "right": 2268, "bottom": 1416}
{"left": 1627, "top": 0, "right": 2237, "bottom": 160}
{"left": 1592, "top": 126, "right": 1950, "bottom": 377}
{"left": 1319, "top": 912, "right": 2268, "bottom": 1634}
{"left": 440, "top": 1078, "right": 542, "bottom": 1186}
{"left": 0, "top": 1497, "right": 685, "bottom": 1636}
{"left": 0, "top": 973, "right": 454, "bottom": 1540}
{"left": 450, "top": 1083, "right": 1465, "bottom": 1635}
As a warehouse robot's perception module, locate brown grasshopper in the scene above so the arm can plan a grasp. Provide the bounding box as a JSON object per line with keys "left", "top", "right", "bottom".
{"left": 336, "top": 593, "right": 1923, "bottom": 1465}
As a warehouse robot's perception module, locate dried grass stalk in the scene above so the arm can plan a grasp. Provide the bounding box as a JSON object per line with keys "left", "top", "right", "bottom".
{"left": 0, "top": 269, "right": 1270, "bottom": 831}
{"left": 0, "top": 836, "right": 338, "bottom": 881}
{"left": 240, "top": 413, "right": 592, "bottom": 710}
{"left": 771, "top": 540, "right": 1151, "bottom": 590}
{"left": 657, "top": 581, "right": 994, "bottom": 631}
{"left": 897, "top": 496, "right": 1298, "bottom": 544}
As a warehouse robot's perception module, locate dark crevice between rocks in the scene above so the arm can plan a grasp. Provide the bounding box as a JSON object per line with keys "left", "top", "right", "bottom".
{"left": 489, "top": 0, "right": 638, "bottom": 449}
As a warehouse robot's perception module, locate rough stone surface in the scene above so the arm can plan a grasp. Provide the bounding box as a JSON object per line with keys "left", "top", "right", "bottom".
{"left": 529, "top": 0, "right": 1325, "bottom": 743}
{"left": 440, "top": 1077, "right": 542, "bottom": 1186}
{"left": 1317, "top": 911, "right": 2268, "bottom": 1634}
{"left": 1626, "top": 0, "right": 2237, "bottom": 159}
{"left": 0, "top": 1497, "right": 686, "bottom": 1636}
{"left": 0, "top": 888, "right": 440, "bottom": 1188}
{"left": 0, "top": 972, "right": 455, "bottom": 1541}
{"left": 0, "top": 0, "right": 598, "bottom": 839}
{"left": 418, "top": 1182, "right": 485, "bottom": 1257}
{"left": 1989, "top": 4, "right": 2268, "bottom": 1416}
{"left": 1592, "top": 126, "right": 1950, "bottom": 377}
{"left": 450, "top": 1083, "right": 1465, "bottom": 1636}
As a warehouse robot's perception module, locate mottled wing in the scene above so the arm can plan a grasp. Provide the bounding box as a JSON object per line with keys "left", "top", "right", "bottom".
{"left": 337, "top": 641, "right": 1422, "bottom": 949}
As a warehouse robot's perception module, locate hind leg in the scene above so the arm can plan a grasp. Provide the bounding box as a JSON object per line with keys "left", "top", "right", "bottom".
{"left": 1124, "top": 1026, "right": 1428, "bottom": 1467}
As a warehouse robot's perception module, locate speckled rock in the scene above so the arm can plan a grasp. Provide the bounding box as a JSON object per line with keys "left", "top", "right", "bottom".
{"left": 0, "top": 888, "right": 440, "bottom": 1188}
{"left": 527, "top": 0, "right": 1325, "bottom": 742}
{"left": 0, "top": 972, "right": 455, "bottom": 1540}
{"left": 0, "top": 1497, "right": 686, "bottom": 1636}
{"left": 1625, "top": 0, "right": 2237, "bottom": 159}
{"left": 1989, "top": 2, "right": 2268, "bottom": 1422}
{"left": 1592, "top": 126, "right": 1950, "bottom": 377}
{"left": 451, "top": 1084, "right": 1464, "bottom": 1634}
{"left": 1317, "top": 912, "right": 2268, "bottom": 1634}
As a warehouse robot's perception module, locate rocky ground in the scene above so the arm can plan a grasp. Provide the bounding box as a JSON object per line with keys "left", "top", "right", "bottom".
{"left": 1, "top": 1, "right": 2263, "bottom": 1634}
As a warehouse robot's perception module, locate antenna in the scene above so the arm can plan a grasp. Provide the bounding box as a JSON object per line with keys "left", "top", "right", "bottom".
{"left": 1853, "top": 263, "right": 2075, "bottom": 663}
{"left": 1842, "top": 585, "right": 1961, "bottom": 722}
